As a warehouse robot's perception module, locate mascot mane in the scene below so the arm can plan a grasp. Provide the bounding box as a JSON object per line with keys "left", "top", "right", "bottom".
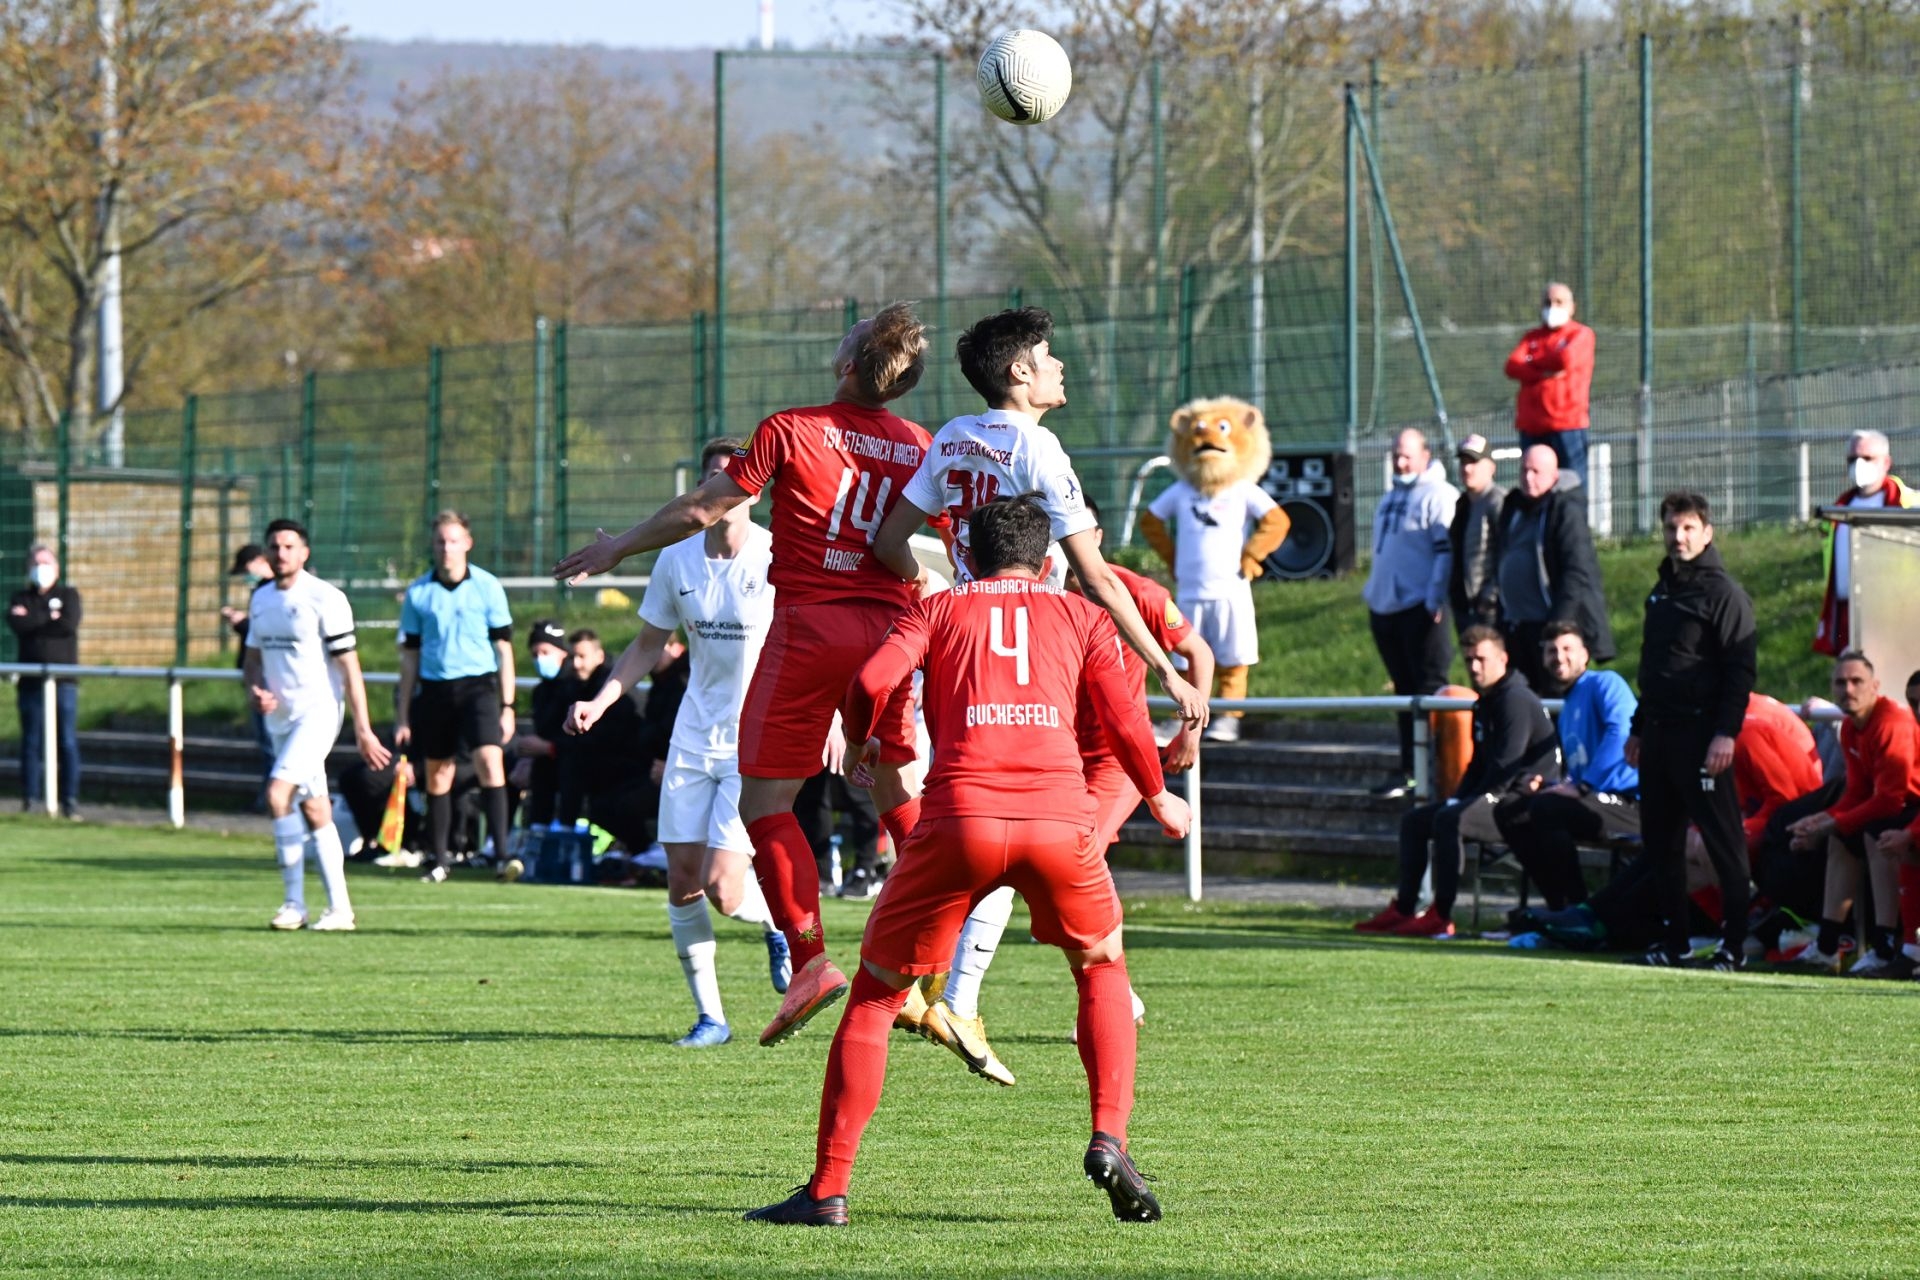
{"left": 1168, "top": 396, "right": 1271, "bottom": 495}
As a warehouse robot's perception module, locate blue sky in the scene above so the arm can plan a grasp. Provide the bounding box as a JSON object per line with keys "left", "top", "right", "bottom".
{"left": 314, "top": 0, "right": 895, "bottom": 48}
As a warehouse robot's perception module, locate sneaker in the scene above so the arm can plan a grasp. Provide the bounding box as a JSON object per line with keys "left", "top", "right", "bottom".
{"left": 759, "top": 954, "right": 850, "bottom": 1046}
{"left": 1084, "top": 1132, "right": 1162, "bottom": 1222}
{"left": 1690, "top": 946, "right": 1744, "bottom": 972}
{"left": 496, "top": 857, "right": 525, "bottom": 883}
{"left": 1537, "top": 903, "right": 1609, "bottom": 950}
{"left": 893, "top": 974, "right": 934, "bottom": 1035}
{"left": 1629, "top": 944, "right": 1686, "bottom": 967}
{"left": 309, "top": 909, "right": 356, "bottom": 932}
{"left": 1353, "top": 903, "right": 1413, "bottom": 934}
{"left": 420, "top": 864, "right": 449, "bottom": 884}
{"left": 922, "top": 1000, "right": 1016, "bottom": 1087}
{"left": 1388, "top": 907, "right": 1455, "bottom": 939}
{"left": 765, "top": 931, "right": 792, "bottom": 995}
{"left": 1201, "top": 717, "right": 1241, "bottom": 743}
{"left": 743, "top": 1185, "right": 849, "bottom": 1227}
{"left": 268, "top": 903, "right": 308, "bottom": 931}
{"left": 673, "top": 1015, "right": 732, "bottom": 1048}
{"left": 1848, "top": 950, "right": 1898, "bottom": 979}
{"left": 1370, "top": 776, "right": 1417, "bottom": 799}
{"left": 1765, "top": 927, "right": 1818, "bottom": 964}
{"left": 373, "top": 848, "right": 423, "bottom": 869}
{"left": 839, "top": 869, "right": 883, "bottom": 900}
{"left": 1793, "top": 938, "right": 1855, "bottom": 975}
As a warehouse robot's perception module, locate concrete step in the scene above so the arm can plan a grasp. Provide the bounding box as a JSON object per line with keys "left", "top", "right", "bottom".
{"left": 1198, "top": 740, "right": 1403, "bottom": 789}
{"left": 1117, "top": 819, "right": 1395, "bottom": 861}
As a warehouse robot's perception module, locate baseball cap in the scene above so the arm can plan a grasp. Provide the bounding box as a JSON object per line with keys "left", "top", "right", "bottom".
{"left": 1456, "top": 434, "right": 1492, "bottom": 463}
{"left": 227, "top": 544, "right": 266, "bottom": 575}
{"left": 529, "top": 619, "right": 566, "bottom": 650}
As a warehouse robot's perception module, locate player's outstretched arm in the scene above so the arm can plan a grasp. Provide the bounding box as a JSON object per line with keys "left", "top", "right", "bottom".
{"left": 333, "top": 649, "right": 391, "bottom": 771}
{"left": 1059, "top": 529, "right": 1209, "bottom": 728}
{"left": 552, "top": 473, "right": 752, "bottom": 583}
{"left": 872, "top": 498, "right": 936, "bottom": 590}
{"left": 568, "top": 624, "right": 672, "bottom": 736}
{"left": 842, "top": 606, "right": 931, "bottom": 752}
{"left": 1161, "top": 632, "right": 1215, "bottom": 773}
{"left": 1083, "top": 615, "right": 1170, "bottom": 803}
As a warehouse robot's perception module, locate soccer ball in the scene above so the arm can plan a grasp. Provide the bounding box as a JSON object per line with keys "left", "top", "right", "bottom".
{"left": 976, "top": 29, "right": 1072, "bottom": 125}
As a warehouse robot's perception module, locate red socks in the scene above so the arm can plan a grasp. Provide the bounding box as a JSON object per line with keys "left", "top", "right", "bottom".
{"left": 746, "top": 813, "right": 827, "bottom": 968}
{"left": 879, "top": 796, "right": 923, "bottom": 858}
{"left": 1073, "top": 957, "right": 1137, "bottom": 1144}
{"left": 1689, "top": 884, "right": 1724, "bottom": 925}
{"left": 810, "top": 966, "right": 908, "bottom": 1199}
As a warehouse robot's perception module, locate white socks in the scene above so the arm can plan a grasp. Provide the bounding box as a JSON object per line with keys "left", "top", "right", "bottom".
{"left": 944, "top": 886, "right": 1016, "bottom": 1019}
{"left": 310, "top": 823, "right": 353, "bottom": 916}
{"left": 273, "top": 813, "right": 306, "bottom": 909}
{"left": 668, "top": 899, "right": 724, "bottom": 1024}
{"left": 723, "top": 868, "right": 776, "bottom": 933}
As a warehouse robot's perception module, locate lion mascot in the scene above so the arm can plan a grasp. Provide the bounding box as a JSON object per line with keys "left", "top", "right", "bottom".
{"left": 1137, "top": 396, "right": 1290, "bottom": 742}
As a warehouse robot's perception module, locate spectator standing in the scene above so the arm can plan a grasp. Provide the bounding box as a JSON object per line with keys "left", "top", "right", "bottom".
{"left": 1489, "top": 444, "right": 1614, "bottom": 692}
{"left": 1625, "top": 492, "right": 1757, "bottom": 970}
{"left": 508, "top": 619, "right": 572, "bottom": 833}
{"left": 1354, "top": 626, "right": 1558, "bottom": 939}
{"left": 1504, "top": 282, "right": 1595, "bottom": 483}
{"left": 1813, "top": 430, "right": 1918, "bottom": 656}
{"left": 221, "top": 543, "right": 273, "bottom": 809}
{"left": 395, "top": 511, "right": 516, "bottom": 882}
{"left": 1447, "top": 434, "right": 1506, "bottom": 635}
{"left": 8, "top": 543, "right": 81, "bottom": 817}
{"left": 1363, "top": 428, "right": 1459, "bottom": 797}
{"left": 1493, "top": 622, "right": 1639, "bottom": 911}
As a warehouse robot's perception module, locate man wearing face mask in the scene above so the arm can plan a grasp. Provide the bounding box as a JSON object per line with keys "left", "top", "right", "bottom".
{"left": 507, "top": 619, "right": 573, "bottom": 836}
{"left": 1814, "top": 429, "right": 1917, "bottom": 656}
{"left": 1504, "top": 282, "right": 1595, "bottom": 484}
{"left": 8, "top": 544, "right": 81, "bottom": 817}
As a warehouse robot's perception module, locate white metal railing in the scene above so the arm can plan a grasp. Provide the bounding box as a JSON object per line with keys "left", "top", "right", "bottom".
{"left": 0, "top": 664, "right": 1839, "bottom": 906}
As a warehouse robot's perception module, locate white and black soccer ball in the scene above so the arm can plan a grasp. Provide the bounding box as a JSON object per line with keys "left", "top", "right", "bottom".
{"left": 976, "top": 29, "right": 1072, "bottom": 125}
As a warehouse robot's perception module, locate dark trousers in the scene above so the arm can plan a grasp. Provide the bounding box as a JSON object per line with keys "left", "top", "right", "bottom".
{"left": 1519, "top": 428, "right": 1589, "bottom": 486}
{"left": 19, "top": 679, "right": 78, "bottom": 810}
{"left": 1640, "top": 720, "right": 1749, "bottom": 956}
{"left": 1369, "top": 605, "right": 1453, "bottom": 777}
{"left": 1754, "top": 780, "right": 1846, "bottom": 925}
{"left": 1496, "top": 788, "right": 1641, "bottom": 910}
{"left": 1396, "top": 794, "right": 1503, "bottom": 919}
{"left": 1501, "top": 619, "right": 1551, "bottom": 694}
{"left": 796, "top": 768, "right": 882, "bottom": 878}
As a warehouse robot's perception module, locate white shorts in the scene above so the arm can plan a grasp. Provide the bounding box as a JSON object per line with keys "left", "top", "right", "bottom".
{"left": 268, "top": 711, "right": 342, "bottom": 801}
{"left": 1181, "top": 581, "right": 1260, "bottom": 668}
{"left": 657, "top": 748, "right": 750, "bottom": 854}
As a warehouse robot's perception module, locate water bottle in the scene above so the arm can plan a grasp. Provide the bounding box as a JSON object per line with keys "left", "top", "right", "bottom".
{"left": 570, "top": 818, "right": 590, "bottom": 883}
{"left": 828, "top": 833, "right": 843, "bottom": 893}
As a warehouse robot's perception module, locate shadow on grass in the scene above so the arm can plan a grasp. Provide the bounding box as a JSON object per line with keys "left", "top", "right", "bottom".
{"left": 0, "top": 1193, "right": 604, "bottom": 1215}
{"left": 0, "top": 1152, "right": 599, "bottom": 1173}
{"left": 0, "top": 1026, "right": 682, "bottom": 1046}
{"left": 39, "top": 854, "right": 251, "bottom": 875}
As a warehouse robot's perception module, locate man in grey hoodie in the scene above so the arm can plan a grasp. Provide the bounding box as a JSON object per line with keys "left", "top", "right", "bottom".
{"left": 1364, "top": 428, "right": 1460, "bottom": 796}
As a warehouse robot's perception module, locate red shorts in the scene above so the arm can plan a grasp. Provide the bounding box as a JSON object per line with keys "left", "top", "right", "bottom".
{"left": 739, "top": 600, "right": 917, "bottom": 779}
{"left": 1086, "top": 756, "right": 1142, "bottom": 850}
{"left": 860, "top": 815, "right": 1121, "bottom": 975}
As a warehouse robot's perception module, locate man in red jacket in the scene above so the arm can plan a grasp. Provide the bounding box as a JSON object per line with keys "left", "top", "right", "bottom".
{"left": 1785, "top": 652, "right": 1920, "bottom": 975}
{"left": 1504, "top": 282, "right": 1595, "bottom": 484}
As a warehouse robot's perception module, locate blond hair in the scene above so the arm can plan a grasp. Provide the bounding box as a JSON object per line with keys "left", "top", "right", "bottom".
{"left": 836, "top": 302, "right": 927, "bottom": 403}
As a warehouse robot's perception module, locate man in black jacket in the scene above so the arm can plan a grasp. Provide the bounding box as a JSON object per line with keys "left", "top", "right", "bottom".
{"left": 1490, "top": 444, "right": 1614, "bottom": 691}
{"left": 7, "top": 543, "right": 81, "bottom": 816}
{"left": 1448, "top": 434, "right": 1506, "bottom": 635}
{"left": 1625, "top": 491, "right": 1757, "bottom": 970}
{"left": 1355, "top": 625, "right": 1560, "bottom": 938}
{"left": 508, "top": 620, "right": 574, "bottom": 832}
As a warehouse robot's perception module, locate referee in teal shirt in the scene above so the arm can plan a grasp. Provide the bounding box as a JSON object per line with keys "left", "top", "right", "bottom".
{"left": 396, "top": 511, "right": 517, "bottom": 881}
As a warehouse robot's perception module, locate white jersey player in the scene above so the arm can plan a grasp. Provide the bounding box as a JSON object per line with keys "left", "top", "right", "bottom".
{"left": 568, "top": 440, "right": 789, "bottom": 1048}
{"left": 243, "top": 519, "right": 390, "bottom": 932}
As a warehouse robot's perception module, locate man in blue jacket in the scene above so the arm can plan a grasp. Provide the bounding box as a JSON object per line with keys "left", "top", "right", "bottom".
{"left": 1494, "top": 621, "right": 1639, "bottom": 909}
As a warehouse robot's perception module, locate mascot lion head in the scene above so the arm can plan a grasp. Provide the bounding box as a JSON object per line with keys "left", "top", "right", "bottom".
{"left": 1168, "top": 396, "right": 1271, "bottom": 496}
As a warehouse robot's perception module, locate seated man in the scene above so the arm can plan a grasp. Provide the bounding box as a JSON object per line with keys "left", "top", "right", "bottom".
{"left": 555, "top": 629, "right": 661, "bottom": 854}
{"left": 1355, "top": 625, "right": 1559, "bottom": 939}
{"left": 506, "top": 620, "right": 574, "bottom": 833}
{"left": 1493, "top": 621, "right": 1639, "bottom": 910}
{"left": 1784, "top": 651, "right": 1920, "bottom": 975}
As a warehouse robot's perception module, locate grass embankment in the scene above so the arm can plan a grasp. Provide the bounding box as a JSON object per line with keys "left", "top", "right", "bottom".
{"left": 2, "top": 818, "right": 1917, "bottom": 1277}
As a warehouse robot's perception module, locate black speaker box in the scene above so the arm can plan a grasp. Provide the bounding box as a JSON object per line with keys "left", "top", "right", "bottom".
{"left": 1259, "top": 450, "right": 1355, "bottom": 579}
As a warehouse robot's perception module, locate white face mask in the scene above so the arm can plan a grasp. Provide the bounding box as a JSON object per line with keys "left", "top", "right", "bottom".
{"left": 535, "top": 653, "right": 563, "bottom": 681}
{"left": 1541, "top": 305, "right": 1570, "bottom": 330}
{"left": 1850, "top": 458, "right": 1886, "bottom": 492}
{"left": 1391, "top": 469, "right": 1419, "bottom": 488}
{"left": 29, "top": 563, "right": 56, "bottom": 590}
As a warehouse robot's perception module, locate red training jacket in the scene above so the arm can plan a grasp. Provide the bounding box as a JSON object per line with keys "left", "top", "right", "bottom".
{"left": 1827, "top": 696, "right": 1920, "bottom": 837}
{"left": 1733, "top": 694, "right": 1823, "bottom": 859}
{"left": 1505, "top": 321, "right": 1595, "bottom": 434}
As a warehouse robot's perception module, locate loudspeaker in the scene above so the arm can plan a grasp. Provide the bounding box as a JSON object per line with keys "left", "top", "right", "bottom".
{"left": 1259, "top": 450, "right": 1355, "bottom": 580}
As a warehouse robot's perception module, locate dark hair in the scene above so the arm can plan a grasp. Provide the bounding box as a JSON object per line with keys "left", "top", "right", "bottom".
{"left": 1907, "top": 669, "right": 1920, "bottom": 688}
{"left": 956, "top": 307, "right": 1053, "bottom": 404}
{"left": 1541, "top": 620, "right": 1587, "bottom": 645}
{"left": 228, "top": 543, "right": 267, "bottom": 574}
{"left": 968, "top": 494, "right": 1052, "bottom": 577}
{"left": 1836, "top": 649, "right": 1875, "bottom": 674}
{"left": 567, "top": 628, "right": 601, "bottom": 647}
{"left": 1659, "top": 491, "right": 1712, "bottom": 524}
{"left": 1084, "top": 494, "right": 1102, "bottom": 523}
{"left": 840, "top": 302, "right": 926, "bottom": 402}
{"left": 263, "top": 519, "right": 309, "bottom": 546}
{"left": 432, "top": 509, "right": 472, "bottom": 533}
{"left": 1459, "top": 624, "right": 1506, "bottom": 652}
{"left": 701, "top": 436, "right": 745, "bottom": 470}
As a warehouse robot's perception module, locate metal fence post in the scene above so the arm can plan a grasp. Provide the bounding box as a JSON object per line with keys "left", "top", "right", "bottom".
{"left": 1344, "top": 83, "right": 1359, "bottom": 455}
{"left": 712, "top": 50, "right": 728, "bottom": 439}
{"left": 1184, "top": 749, "right": 1203, "bottom": 903}
{"left": 691, "top": 311, "right": 708, "bottom": 450}
{"left": 300, "top": 370, "right": 316, "bottom": 527}
{"left": 425, "top": 346, "right": 443, "bottom": 529}
{"left": 55, "top": 412, "right": 70, "bottom": 571}
{"left": 1579, "top": 51, "right": 1594, "bottom": 309}
{"left": 175, "top": 396, "right": 197, "bottom": 666}
{"left": 1411, "top": 699, "right": 1431, "bottom": 801}
{"left": 1790, "top": 56, "right": 1805, "bottom": 375}
{"left": 553, "top": 324, "right": 570, "bottom": 602}
{"left": 167, "top": 672, "right": 184, "bottom": 829}
{"left": 1637, "top": 32, "right": 1655, "bottom": 535}
{"left": 932, "top": 51, "right": 948, "bottom": 424}
{"left": 1176, "top": 265, "right": 1196, "bottom": 404}
{"left": 533, "top": 315, "right": 550, "bottom": 566}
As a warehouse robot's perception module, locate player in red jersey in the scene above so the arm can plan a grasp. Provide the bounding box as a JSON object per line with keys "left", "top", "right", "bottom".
{"left": 906, "top": 498, "right": 1213, "bottom": 1085}
{"left": 552, "top": 303, "right": 943, "bottom": 1045}
{"left": 744, "top": 495, "right": 1190, "bottom": 1229}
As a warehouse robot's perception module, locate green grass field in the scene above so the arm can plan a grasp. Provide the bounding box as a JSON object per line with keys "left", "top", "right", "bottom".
{"left": 4, "top": 817, "right": 1919, "bottom": 1277}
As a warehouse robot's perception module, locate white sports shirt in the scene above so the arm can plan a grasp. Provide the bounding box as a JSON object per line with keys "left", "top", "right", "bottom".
{"left": 901, "top": 409, "right": 1097, "bottom": 584}
{"left": 245, "top": 570, "right": 357, "bottom": 728}
{"left": 637, "top": 523, "right": 775, "bottom": 758}
{"left": 1147, "top": 479, "right": 1280, "bottom": 600}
